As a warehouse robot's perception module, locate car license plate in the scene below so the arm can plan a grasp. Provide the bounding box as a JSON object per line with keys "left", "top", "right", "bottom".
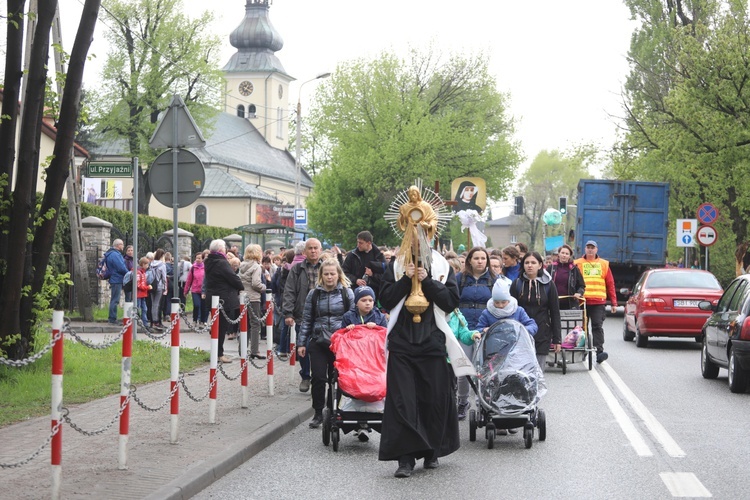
{"left": 674, "top": 300, "right": 699, "bottom": 308}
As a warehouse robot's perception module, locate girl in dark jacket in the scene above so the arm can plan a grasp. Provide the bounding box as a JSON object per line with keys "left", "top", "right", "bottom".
{"left": 511, "top": 251, "right": 561, "bottom": 371}
{"left": 297, "top": 258, "right": 354, "bottom": 428}
{"left": 454, "top": 247, "right": 496, "bottom": 420}
{"left": 547, "top": 244, "right": 586, "bottom": 310}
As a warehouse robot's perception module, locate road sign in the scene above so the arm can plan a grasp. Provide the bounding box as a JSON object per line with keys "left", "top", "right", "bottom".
{"left": 676, "top": 219, "right": 697, "bottom": 247}
{"left": 697, "top": 203, "right": 719, "bottom": 225}
{"left": 697, "top": 225, "right": 718, "bottom": 247}
{"left": 86, "top": 161, "right": 132, "bottom": 177}
{"left": 149, "top": 95, "right": 206, "bottom": 149}
{"left": 294, "top": 208, "right": 307, "bottom": 225}
{"left": 148, "top": 148, "right": 205, "bottom": 208}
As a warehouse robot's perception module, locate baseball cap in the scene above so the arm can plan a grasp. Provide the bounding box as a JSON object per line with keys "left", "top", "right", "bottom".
{"left": 585, "top": 240, "right": 598, "bottom": 247}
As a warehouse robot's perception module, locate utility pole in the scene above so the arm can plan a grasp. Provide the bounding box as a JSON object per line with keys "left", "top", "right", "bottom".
{"left": 51, "top": 5, "right": 93, "bottom": 320}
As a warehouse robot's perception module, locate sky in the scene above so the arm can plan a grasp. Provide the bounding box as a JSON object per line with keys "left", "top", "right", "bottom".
{"left": 58, "top": 0, "right": 638, "bottom": 212}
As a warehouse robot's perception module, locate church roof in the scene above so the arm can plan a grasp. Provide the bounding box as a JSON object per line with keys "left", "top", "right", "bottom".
{"left": 194, "top": 112, "right": 313, "bottom": 188}
{"left": 200, "top": 167, "right": 278, "bottom": 200}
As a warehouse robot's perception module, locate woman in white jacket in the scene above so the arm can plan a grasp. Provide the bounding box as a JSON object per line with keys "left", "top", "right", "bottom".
{"left": 239, "top": 244, "right": 266, "bottom": 359}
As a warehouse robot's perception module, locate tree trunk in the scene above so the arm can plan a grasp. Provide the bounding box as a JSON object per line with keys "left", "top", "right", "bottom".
{"left": 22, "top": 0, "right": 102, "bottom": 337}
{"left": 0, "top": 0, "right": 27, "bottom": 301}
{"left": 0, "top": 0, "right": 56, "bottom": 358}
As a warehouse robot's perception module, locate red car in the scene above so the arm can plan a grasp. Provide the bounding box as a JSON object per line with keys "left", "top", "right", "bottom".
{"left": 622, "top": 268, "right": 723, "bottom": 348}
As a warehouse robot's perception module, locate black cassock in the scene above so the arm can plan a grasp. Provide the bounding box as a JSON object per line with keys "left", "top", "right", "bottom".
{"left": 378, "top": 261, "right": 460, "bottom": 462}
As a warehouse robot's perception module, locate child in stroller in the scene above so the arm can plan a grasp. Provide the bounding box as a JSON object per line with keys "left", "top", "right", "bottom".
{"left": 468, "top": 318, "right": 547, "bottom": 449}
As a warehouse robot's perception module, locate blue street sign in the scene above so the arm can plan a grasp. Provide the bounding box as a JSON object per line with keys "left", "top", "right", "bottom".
{"left": 682, "top": 234, "right": 692, "bottom": 245}
{"left": 294, "top": 208, "right": 307, "bottom": 225}
{"left": 697, "top": 203, "right": 719, "bottom": 225}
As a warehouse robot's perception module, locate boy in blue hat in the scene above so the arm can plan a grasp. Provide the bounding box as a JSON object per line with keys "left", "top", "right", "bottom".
{"left": 341, "top": 286, "right": 388, "bottom": 329}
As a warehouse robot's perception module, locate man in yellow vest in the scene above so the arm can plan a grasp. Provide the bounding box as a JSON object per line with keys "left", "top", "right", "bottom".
{"left": 575, "top": 240, "right": 617, "bottom": 363}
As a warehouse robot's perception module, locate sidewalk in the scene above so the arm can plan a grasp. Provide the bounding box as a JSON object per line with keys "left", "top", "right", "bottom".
{"left": 0, "top": 318, "right": 312, "bottom": 499}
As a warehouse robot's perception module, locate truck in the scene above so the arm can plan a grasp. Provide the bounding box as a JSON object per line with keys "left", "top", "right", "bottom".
{"left": 574, "top": 179, "right": 670, "bottom": 304}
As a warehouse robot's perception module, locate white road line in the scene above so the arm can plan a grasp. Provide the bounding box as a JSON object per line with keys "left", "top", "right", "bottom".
{"left": 588, "top": 366, "right": 653, "bottom": 456}
{"left": 600, "top": 363, "right": 686, "bottom": 458}
{"left": 660, "top": 472, "right": 712, "bottom": 497}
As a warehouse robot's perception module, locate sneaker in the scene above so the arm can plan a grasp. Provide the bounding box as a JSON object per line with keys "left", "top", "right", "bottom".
{"left": 299, "top": 379, "right": 311, "bottom": 392}
{"left": 508, "top": 428, "right": 518, "bottom": 435}
{"left": 596, "top": 351, "right": 609, "bottom": 364}
{"left": 309, "top": 412, "right": 323, "bottom": 428}
{"left": 457, "top": 401, "right": 469, "bottom": 421}
{"left": 278, "top": 353, "right": 289, "bottom": 361}
{"left": 424, "top": 455, "right": 439, "bottom": 469}
{"left": 497, "top": 428, "right": 508, "bottom": 436}
{"left": 152, "top": 323, "right": 164, "bottom": 331}
{"left": 357, "top": 430, "right": 370, "bottom": 442}
{"left": 219, "top": 355, "right": 233, "bottom": 363}
{"left": 394, "top": 457, "right": 415, "bottom": 478}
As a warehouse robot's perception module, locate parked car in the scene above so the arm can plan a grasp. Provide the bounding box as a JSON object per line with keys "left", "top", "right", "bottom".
{"left": 699, "top": 274, "right": 750, "bottom": 393}
{"left": 622, "top": 268, "right": 723, "bottom": 348}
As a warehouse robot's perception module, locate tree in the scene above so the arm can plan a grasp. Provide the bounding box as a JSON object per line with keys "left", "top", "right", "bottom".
{"left": 611, "top": 0, "right": 750, "bottom": 284}
{"left": 93, "top": 0, "right": 224, "bottom": 214}
{"left": 0, "top": 0, "right": 102, "bottom": 358}
{"left": 305, "top": 48, "right": 522, "bottom": 247}
{"left": 516, "top": 150, "right": 591, "bottom": 251}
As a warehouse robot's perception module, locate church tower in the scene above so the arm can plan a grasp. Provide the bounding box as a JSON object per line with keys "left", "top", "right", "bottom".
{"left": 223, "top": 0, "right": 294, "bottom": 151}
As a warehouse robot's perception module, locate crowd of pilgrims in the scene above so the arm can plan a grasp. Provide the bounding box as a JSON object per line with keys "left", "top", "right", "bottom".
{"left": 113, "top": 233, "right": 594, "bottom": 478}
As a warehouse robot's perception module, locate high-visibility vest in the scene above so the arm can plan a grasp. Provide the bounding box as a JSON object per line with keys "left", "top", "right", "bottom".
{"left": 574, "top": 257, "right": 610, "bottom": 302}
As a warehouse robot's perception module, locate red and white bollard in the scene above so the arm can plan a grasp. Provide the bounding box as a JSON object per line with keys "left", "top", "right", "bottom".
{"left": 289, "top": 321, "right": 297, "bottom": 382}
{"left": 51, "top": 311, "right": 64, "bottom": 500}
{"left": 239, "top": 293, "right": 249, "bottom": 408}
{"left": 266, "top": 294, "right": 274, "bottom": 396}
{"left": 170, "top": 298, "right": 180, "bottom": 443}
{"left": 209, "top": 296, "right": 219, "bottom": 424}
{"left": 119, "top": 302, "right": 134, "bottom": 469}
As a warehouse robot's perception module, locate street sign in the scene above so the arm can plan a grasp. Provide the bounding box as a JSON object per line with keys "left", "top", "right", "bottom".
{"left": 148, "top": 149, "right": 205, "bottom": 208}
{"left": 294, "top": 208, "right": 307, "bottom": 225}
{"left": 676, "top": 219, "right": 697, "bottom": 247}
{"left": 697, "top": 203, "right": 719, "bottom": 225}
{"left": 149, "top": 95, "right": 206, "bottom": 149}
{"left": 697, "top": 225, "right": 718, "bottom": 247}
{"left": 86, "top": 161, "right": 132, "bottom": 177}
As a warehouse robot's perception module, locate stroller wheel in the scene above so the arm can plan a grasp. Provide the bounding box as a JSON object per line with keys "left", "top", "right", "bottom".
{"left": 469, "top": 410, "right": 477, "bottom": 442}
{"left": 524, "top": 425, "right": 534, "bottom": 449}
{"left": 332, "top": 427, "right": 340, "bottom": 452}
{"left": 537, "top": 409, "right": 546, "bottom": 441}
{"left": 322, "top": 408, "right": 331, "bottom": 446}
{"left": 487, "top": 428, "right": 495, "bottom": 449}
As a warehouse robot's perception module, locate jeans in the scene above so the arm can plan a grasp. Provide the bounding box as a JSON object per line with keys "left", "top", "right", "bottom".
{"left": 109, "top": 282, "right": 122, "bottom": 323}
{"left": 149, "top": 288, "right": 163, "bottom": 323}
{"left": 295, "top": 323, "right": 310, "bottom": 380}
{"left": 191, "top": 292, "right": 202, "bottom": 322}
{"left": 278, "top": 321, "right": 290, "bottom": 354}
{"left": 586, "top": 304, "right": 606, "bottom": 352}
{"left": 308, "top": 340, "right": 335, "bottom": 411}
{"left": 249, "top": 302, "right": 262, "bottom": 356}
{"left": 137, "top": 297, "right": 149, "bottom": 325}
{"left": 456, "top": 342, "right": 475, "bottom": 405}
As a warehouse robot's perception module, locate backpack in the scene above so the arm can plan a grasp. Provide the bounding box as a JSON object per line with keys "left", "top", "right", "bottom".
{"left": 458, "top": 271, "right": 495, "bottom": 295}
{"left": 122, "top": 270, "right": 133, "bottom": 293}
{"left": 96, "top": 254, "right": 111, "bottom": 281}
{"left": 146, "top": 264, "right": 159, "bottom": 288}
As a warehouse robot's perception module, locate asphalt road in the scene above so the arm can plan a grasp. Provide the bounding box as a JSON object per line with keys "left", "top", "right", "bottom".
{"left": 194, "top": 315, "right": 750, "bottom": 500}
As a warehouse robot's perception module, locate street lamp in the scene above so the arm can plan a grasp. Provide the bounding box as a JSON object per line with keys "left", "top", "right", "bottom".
{"left": 294, "top": 72, "right": 331, "bottom": 213}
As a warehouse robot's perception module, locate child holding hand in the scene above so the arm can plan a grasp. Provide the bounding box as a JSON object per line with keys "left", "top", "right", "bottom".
{"left": 341, "top": 286, "right": 387, "bottom": 329}
{"left": 137, "top": 257, "right": 153, "bottom": 328}
{"left": 447, "top": 308, "right": 481, "bottom": 345}
{"left": 476, "top": 280, "right": 538, "bottom": 336}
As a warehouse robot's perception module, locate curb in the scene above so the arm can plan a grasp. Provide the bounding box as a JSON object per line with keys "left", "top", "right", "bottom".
{"left": 146, "top": 402, "right": 314, "bottom": 500}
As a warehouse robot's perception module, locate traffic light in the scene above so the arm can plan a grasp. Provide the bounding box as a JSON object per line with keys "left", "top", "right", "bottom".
{"left": 514, "top": 196, "right": 524, "bottom": 215}
{"left": 559, "top": 196, "right": 567, "bottom": 215}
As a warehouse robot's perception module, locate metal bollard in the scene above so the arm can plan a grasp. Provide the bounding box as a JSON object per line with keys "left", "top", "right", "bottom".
{"left": 170, "top": 298, "right": 180, "bottom": 443}
{"left": 209, "top": 296, "right": 219, "bottom": 424}
{"left": 266, "top": 293, "right": 274, "bottom": 395}
{"left": 239, "top": 293, "right": 248, "bottom": 408}
{"left": 51, "top": 311, "right": 64, "bottom": 500}
{"left": 119, "top": 303, "right": 134, "bottom": 469}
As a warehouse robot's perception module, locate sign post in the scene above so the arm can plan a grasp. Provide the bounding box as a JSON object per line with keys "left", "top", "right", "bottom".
{"left": 696, "top": 204, "right": 719, "bottom": 271}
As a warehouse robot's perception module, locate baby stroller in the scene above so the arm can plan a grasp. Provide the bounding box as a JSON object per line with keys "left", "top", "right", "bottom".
{"left": 468, "top": 319, "right": 547, "bottom": 449}
{"left": 322, "top": 325, "right": 387, "bottom": 451}
{"left": 547, "top": 296, "right": 594, "bottom": 374}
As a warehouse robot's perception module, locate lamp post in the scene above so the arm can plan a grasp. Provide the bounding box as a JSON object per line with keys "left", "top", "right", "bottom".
{"left": 294, "top": 72, "right": 331, "bottom": 214}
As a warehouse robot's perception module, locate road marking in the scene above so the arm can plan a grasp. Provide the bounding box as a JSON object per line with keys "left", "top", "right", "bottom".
{"left": 600, "top": 363, "right": 686, "bottom": 458}
{"left": 588, "top": 366, "right": 652, "bottom": 456}
{"left": 660, "top": 472, "right": 712, "bottom": 497}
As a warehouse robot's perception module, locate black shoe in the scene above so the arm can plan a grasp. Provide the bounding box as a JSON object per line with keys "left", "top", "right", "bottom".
{"left": 394, "top": 457, "right": 415, "bottom": 478}
{"left": 596, "top": 351, "right": 609, "bottom": 364}
{"left": 309, "top": 413, "right": 323, "bottom": 429}
{"left": 357, "top": 430, "right": 369, "bottom": 442}
{"left": 152, "top": 323, "right": 164, "bottom": 331}
{"left": 424, "top": 456, "right": 439, "bottom": 469}
{"left": 250, "top": 353, "right": 266, "bottom": 360}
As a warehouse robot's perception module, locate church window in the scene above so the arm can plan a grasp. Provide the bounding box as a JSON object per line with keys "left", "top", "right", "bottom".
{"left": 195, "top": 205, "right": 207, "bottom": 225}
{"left": 237, "top": 104, "right": 245, "bottom": 118}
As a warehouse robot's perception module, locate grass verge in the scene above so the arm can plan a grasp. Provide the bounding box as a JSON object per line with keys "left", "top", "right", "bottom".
{"left": 0, "top": 338, "right": 208, "bottom": 428}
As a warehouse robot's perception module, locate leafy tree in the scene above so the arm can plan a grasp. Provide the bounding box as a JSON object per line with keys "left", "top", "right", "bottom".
{"left": 613, "top": 0, "right": 750, "bottom": 283}
{"left": 304, "top": 48, "right": 522, "bottom": 247}
{"left": 517, "top": 150, "right": 592, "bottom": 251}
{"left": 0, "top": 0, "right": 102, "bottom": 358}
{"left": 93, "top": 0, "right": 224, "bottom": 213}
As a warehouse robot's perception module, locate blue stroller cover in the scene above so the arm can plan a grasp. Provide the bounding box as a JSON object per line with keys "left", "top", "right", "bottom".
{"left": 473, "top": 319, "right": 547, "bottom": 415}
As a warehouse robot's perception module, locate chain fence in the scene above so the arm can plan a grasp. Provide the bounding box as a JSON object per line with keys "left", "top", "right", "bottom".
{"left": 0, "top": 328, "right": 63, "bottom": 368}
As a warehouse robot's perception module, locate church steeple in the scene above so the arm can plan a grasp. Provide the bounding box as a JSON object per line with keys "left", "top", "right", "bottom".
{"left": 223, "top": 0, "right": 294, "bottom": 151}
{"left": 223, "top": 0, "right": 287, "bottom": 74}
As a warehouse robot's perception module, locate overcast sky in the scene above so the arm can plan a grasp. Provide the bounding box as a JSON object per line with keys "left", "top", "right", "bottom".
{"left": 58, "top": 0, "right": 638, "bottom": 209}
